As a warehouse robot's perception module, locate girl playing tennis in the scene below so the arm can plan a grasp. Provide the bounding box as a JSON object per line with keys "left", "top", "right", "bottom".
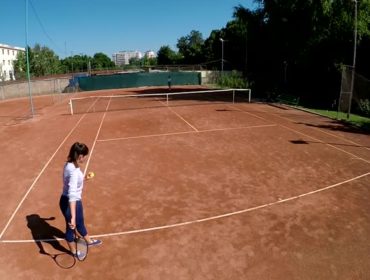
{"left": 59, "top": 142, "right": 102, "bottom": 257}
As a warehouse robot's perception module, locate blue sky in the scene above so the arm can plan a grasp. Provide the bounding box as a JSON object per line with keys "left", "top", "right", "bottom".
{"left": 1, "top": 0, "right": 256, "bottom": 59}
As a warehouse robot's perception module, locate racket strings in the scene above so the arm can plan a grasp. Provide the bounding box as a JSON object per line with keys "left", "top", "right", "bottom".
{"left": 75, "top": 236, "right": 88, "bottom": 261}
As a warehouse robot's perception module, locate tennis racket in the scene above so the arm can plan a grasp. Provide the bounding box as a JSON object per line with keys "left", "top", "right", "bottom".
{"left": 74, "top": 229, "right": 88, "bottom": 261}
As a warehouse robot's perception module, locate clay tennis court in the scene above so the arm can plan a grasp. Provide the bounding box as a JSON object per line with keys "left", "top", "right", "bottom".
{"left": 0, "top": 86, "right": 369, "bottom": 279}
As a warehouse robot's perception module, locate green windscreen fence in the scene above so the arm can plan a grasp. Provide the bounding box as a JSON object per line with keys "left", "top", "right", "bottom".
{"left": 78, "top": 72, "right": 201, "bottom": 91}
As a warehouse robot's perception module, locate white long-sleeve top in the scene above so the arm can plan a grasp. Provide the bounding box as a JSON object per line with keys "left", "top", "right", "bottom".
{"left": 62, "top": 162, "right": 84, "bottom": 202}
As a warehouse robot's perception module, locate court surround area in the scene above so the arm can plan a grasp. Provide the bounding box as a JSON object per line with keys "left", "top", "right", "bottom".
{"left": 0, "top": 86, "right": 369, "bottom": 279}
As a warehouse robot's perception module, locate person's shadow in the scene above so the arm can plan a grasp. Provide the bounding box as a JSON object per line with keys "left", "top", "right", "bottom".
{"left": 26, "top": 214, "right": 70, "bottom": 255}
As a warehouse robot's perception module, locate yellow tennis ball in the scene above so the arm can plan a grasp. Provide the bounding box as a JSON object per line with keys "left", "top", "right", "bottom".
{"left": 87, "top": 171, "right": 95, "bottom": 179}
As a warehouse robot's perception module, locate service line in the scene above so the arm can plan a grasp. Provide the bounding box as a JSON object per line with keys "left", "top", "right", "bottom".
{"left": 97, "top": 124, "right": 277, "bottom": 143}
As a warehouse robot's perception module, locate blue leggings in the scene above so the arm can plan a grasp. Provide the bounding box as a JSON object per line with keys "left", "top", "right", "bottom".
{"left": 59, "top": 195, "right": 88, "bottom": 242}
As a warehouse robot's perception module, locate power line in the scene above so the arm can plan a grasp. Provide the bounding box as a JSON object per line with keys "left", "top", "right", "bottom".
{"left": 28, "top": 0, "right": 64, "bottom": 54}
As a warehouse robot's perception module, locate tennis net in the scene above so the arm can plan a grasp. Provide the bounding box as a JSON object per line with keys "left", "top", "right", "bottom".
{"left": 68, "top": 88, "right": 251, "bottom": 115}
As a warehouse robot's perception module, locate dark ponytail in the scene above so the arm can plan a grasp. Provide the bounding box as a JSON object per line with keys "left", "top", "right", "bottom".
{"left": 67, "top": 142, "right": 89, "bottom": 163}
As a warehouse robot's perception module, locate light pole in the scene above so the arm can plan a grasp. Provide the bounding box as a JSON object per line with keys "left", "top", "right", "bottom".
{"left": 220, "top": 38, "right": 225, "bottom": 74}
{"left": 71, "top": 51, "right": 74, "bottom": 73}
{"left": 347, "top": 0, "right": 358, "bottom": 119}
{"left": 25, "top": 0, "right": 35, "bottom": 117}
{"left": 283, "top": 61, "right": 288, "bottom": 85}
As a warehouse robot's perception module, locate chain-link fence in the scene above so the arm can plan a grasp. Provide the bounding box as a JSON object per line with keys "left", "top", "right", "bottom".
{"left": 338, "top": 65, "right": 370, "bottom": 117}
{"left": 0, "top": 77, "right": 70, "bottom": 101}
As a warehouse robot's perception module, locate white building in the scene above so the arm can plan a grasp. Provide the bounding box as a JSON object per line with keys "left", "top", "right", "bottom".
{"left": 0, "top": 43, "right": 25, "bottom": 81}
{"left": 145, "top": 50, "right": 156, "bottom": 59}
{"left": 112, "top": 51, "right": 143, "bottom": 66}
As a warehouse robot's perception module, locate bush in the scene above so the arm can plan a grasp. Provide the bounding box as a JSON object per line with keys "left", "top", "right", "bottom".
{"left": 217, "top": 70, "right": 248, "bottom": 88}
{"left": 358, "top": 99, "right": 370, "bottom": 117}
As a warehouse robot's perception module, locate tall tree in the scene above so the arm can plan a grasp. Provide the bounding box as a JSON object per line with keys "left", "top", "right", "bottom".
{"left": 157, "top": 46, "right": 181, "bottom": 65}
{"left": 177, "top": 30, "right": 205, "bottom": 64}
{"left": 202, "top": 30, "right": 223, "bottom": 69}
{"left": 61, "top": 54, "right": 92, "bottom": 73}
{"left": 235, "top": 0, "right": 370, "bottom": 103}
{"left": 231, "top": 5, "right": 270, "bottom": 92}
{"left": 13, "top": 44, "right": 61, "bottom": 78}
{"left": 13, "top": 49, "right": 27, "bottom": 79}
{"left": 141, "top": 56, "right": 157, "bottom": 66}
{"left": 92, "top": 52, "right": 115, "bottom": 70}
{"left": 31, "top": 44, "right": 61, "bottom": 76}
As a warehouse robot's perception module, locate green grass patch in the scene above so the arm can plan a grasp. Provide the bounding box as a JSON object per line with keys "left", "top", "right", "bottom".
{"left": 301, "top": 108, "right": 370, "bottom": 132}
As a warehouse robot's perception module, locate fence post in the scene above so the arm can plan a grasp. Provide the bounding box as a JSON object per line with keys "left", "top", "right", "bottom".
{"left": 0, "top": 85, "right": 4, "bottom": 100}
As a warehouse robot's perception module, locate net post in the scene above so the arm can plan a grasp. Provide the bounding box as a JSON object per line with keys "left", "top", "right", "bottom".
{"left": 248, "top": 89, "right": 251, "bottom": 103}
{"left": 69, "top": 99, "right": 74, "bottom": 115}
{"left": 166, "top": 93, "right": 169, "bottom": 105}
{"left": 232, "top": 90, "right": 235, "bottom": 104}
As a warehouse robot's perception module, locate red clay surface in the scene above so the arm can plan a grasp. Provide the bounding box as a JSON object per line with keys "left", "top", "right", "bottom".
{"left": 0, "top": 87, "right": 369, "bottom": 279}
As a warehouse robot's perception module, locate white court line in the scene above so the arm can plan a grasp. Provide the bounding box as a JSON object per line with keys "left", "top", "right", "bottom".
{"left": 280, "top": 124, "right": 370, "bottom": 164}
{"left": 1, "top": 171, "right": 369, "bottom": 243}
{"left": 236, "top": 104, "right": 370, "bottom": 164}
{"left": 304, "top": 124, "right": 370, "bottom": 151}
{"left": 83, "top": 97, "right": 112, "bottom": 175}
{"left": 0, "top": 114, "right": 88, "bottom": 240}
{"left": 199, "top": 124, "right": 276, "bottom": 133}
{"left": 280, "top": 107, "right": 370, "bottom": 151}
{"left": 155, "top": 97, "right": 199, "bottom": 132}
{"left": 98, "top": 130, "right": 196, "bottom": 142}
{"left": 258, "top": 104, "right": 370, "bottom": 151}
{"left": 166, "top": 106, "right": 199, "bottom": 132}
{"left": 227, "top": 104, "right": 271, "bottom": 121}
{"left": 96, "top": 124, "right": 277, "bottom": 143}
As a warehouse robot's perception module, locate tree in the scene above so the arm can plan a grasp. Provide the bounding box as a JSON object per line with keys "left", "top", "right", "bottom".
{"left": 92, "top": 52, "right": 115, "bottom": 70}
{"left": 231, "top": 1, "right": 370, "bottom": 103}
{"left": 231, "top": 5, "right": 270, "bottom": 93}
{"left": 141, "top": 56, "right": 157, "bottom": 66}
{"left": 61, "top": 54, "right": 91, "bottom": 73}
{"left": 202, "top": 30, "right": 222, "bottom": 66}
{"left": 13, "top": 49, "right": 27, "bottom": 79}
{"left": 176, "top": 30, "right": 205, "bottom": 64}
{"left": 157, "top": 46, "right": 181, "bottom": 65}
{"left": 31, "top": 44, "right": 61, "bottom": 76}
{"left": 129, "top": 57, "right": 141, "bottom": 66}
{"left": 13, "top": 44, "right": 61, "bottom": 78}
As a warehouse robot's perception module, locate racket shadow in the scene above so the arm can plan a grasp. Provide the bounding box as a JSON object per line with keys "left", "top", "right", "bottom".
{"left": 26, "top": 214, "right": 75, "bottom": 269}
{"left": 49, "top": 252, "right": 76, "bottom": 269}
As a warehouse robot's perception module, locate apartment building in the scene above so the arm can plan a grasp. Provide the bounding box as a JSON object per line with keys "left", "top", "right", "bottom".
{"left": 112, "top": 50, "right": 157, "bottom": 66}
{"left": 145, "top": 50, "right": 156, "bottom": 59}
{"left": 112, "top": 51, "right": 143, "bottom": 66}
{"left": 0, "top": 43, "right": 25, "bottom": 81}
